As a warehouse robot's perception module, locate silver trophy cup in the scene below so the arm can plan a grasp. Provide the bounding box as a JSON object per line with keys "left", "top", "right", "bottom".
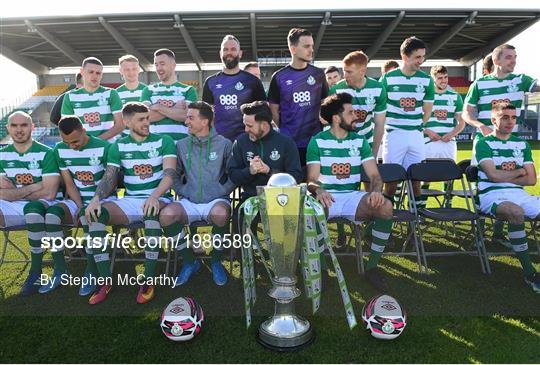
{"left": 255, "top": 173, "right": 314, "bottom": 351}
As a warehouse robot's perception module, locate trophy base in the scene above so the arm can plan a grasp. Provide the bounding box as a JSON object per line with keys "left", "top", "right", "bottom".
{"left": 257, "top": 315, "right": 314, "bottom": 351}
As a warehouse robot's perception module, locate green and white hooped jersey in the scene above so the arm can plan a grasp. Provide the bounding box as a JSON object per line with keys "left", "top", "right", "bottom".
{"left": 476, "top": 134, "right": 533, "bottom": 196}
{"left": 54, "top": 136, "right": 110, "bottom": 204}
{"left": 0, "top": 140, "right": 61, "bottom": 198}
{"left": 464, "top": 73, "right": 537, "bottom": 131}
{"left": 329, "top": 78, "right": 387, "bottom": 146}
{"left": 61, "top": 86, "right": 123, "bottom": 139}
{"left": 140, "top": 82, "right": 198, "bottom": 141}
{"left": 107, "top": 133, "right": 176, "bottom": 198}
{"left": 424, "top": 89, "right": 463, "bottom": 144}
{"left": 306, "top": 130, "right": 374, "bottom": 193}
{"left": 116, "top": 82, "right": 147, "bottom": 136}
{"left": 380, "top": 68, "right": 435, "bottom": 133}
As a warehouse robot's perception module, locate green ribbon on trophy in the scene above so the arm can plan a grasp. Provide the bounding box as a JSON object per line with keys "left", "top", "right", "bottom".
{"left": 240, "top": 194, "right": 358, "bottom": 330}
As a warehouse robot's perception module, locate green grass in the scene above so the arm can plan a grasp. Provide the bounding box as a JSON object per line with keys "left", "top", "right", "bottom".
{"left": 0, "top": 143, "right": 539, "bottom": 363}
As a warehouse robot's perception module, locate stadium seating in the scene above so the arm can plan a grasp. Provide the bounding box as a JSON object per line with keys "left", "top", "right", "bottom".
{"left": 32, "top": 84, "right": 70, "bottom": 97}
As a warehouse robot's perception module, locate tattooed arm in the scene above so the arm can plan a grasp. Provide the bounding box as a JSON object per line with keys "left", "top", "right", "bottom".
{"left": 143, "top": 157, "right": 176, "bottom": 216}
{"left": 85, "top": 165, "right": 119, "bottom": 222}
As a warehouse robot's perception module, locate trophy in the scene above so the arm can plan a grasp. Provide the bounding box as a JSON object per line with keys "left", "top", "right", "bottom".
{"left": 255, "top": 173, "right": 314, "bottom": 351}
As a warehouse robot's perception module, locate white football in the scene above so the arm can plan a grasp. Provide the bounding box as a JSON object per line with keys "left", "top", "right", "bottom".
{"left": 160, "top": 297, "right": 204, "bottom": 342}
{"left": 362, "top": 294, "right": 407, "bottom": 340}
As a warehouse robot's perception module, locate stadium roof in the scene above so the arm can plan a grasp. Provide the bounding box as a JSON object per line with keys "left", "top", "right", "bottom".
{"left": 2, "top": 9, "right": 539, "bottom": 74}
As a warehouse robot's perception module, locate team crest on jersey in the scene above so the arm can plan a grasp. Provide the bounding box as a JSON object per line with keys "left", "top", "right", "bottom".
{"left": 173, "top": 88, "right": 182, "bottom": 96}
{"left": 447, "top": 98, "right": 455, "bottom": 106}
{"left": 415, "top": 84, "right": 425, "bottom": 94}
{"left": 208, "top": 151, "right": 218, "bottom": 161}
{"left": 89, "top": 154, "right": 100, "bottom": 166}
{"left": 307, "top": 75, "right": 316, "bottom": 86}
{"left": 348, "top": 145, "right": 360, "bottom": 157}
{"left": 365, "top": 95, "right": 375, "bottom": 106}
{"left": 392, "top": 86, "right": 399, "bottom": 91}
{"left": 75, "top": 103, "right": 82, "bottom": 108}
{"left": 28, "top": 158, "right": 39, "bottom": 170}
{"left": 97, "top": 95, "right": 107, "bottom": 106}
{"left": 507, "top": 82, "right": 519, "bottom": 93}
{"left": 270, "top": 149, "right": 280, "bottom": 161}
{"left": 323, "top": 149, "right": 332, "bottom": 156}
{"left": 235, "top": 82, "right": 244, "bottom": 91}
{"left": 7, "top": 162, "right": 15, "bottom": 167}
{"left": 286, "top": 80, "right": 293, "bottom": 86}
{"left": 246, "top": 151, "right": 254, "bottom": 161}
{"left": 148, "top": 146, "right": 159, "bottom": 158}
{"left": 216, "top": 84, "right": 223, "bottom": 89}
{"left": 512, "top": 146, "right": 523, "bottom": 158}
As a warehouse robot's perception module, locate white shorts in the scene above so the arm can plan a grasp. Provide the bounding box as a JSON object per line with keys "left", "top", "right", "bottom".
{"left": 479, "top": 189, "right": 540, "bottom": 218}
{"left": 175, "top": 198, "right": 231, "bottom": 225}
{"left": 425, "top": 140, "right": 457, "bottom": 160}
{"left": 108, "top": 197, "right": 171, "bottom": 224}
{"left": 383, "top": 129, "right": 425, "bottom": 169}
{"left": 0, "top": 199, "right": 78, "bottom": 228}
{"left": 328, "top": 191, "right": 368, "bottom": 220}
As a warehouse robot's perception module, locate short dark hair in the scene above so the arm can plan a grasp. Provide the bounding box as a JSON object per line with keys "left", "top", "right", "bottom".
{"left": 82, "top": 57, "right": 103, "bottom": 68}
{"left": 492, "top": 101, "right": 516, "bottom": 114}
{"left": 244, "top": 61, "right": 259, "bottom": 71}
{"left": 58, "top": 116, "right": 83, "bottom": 134}
{"left": 320, "top": 93, "right": 353, "bottom": 124}
{"left": 400, "top": 36, "right": 426, "bottom": 57}
{"left": 75, "top": 72, "right": 83, "bottom": 85}
{"left": 122, "top": 102, "right": 149, "bottom": 119}
{"left": 430, "top": 65, "right": 448, "bottom": 77}
{"left": 188, "top": 101, "right": 214, "bottom": 126}
{"left": 287, "top": 28, "right": 312, "bottom": 46}
{"left": 154, "top": 48, "right": 176, "bottom": 60}
{"left": 381, "top": 60, "right": 399, "bottom": 74}
{"left": 325, "top": 65, "right": 339, "bottom": 75}
{"left": 240, "top": 101, "right": 272, "bottom": 124}
{"left": 492, "top": 44, "right": 515, "bottom": 61}
{"left": 483, "top": 54, "right": 494, "bottom": 75}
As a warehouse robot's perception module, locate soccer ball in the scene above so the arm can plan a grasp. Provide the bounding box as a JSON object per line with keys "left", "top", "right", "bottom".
{"left": 361, "top": 294, "right": 407, "bottom": 340}
{"left": 160, "top": 297, "right": 204, "bottom": 342}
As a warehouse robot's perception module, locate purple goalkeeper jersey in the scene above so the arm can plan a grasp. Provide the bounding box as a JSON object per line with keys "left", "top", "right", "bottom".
{"left": 203, "top": 70, "right": 266, "bottom": 141}
{"left": 267, "top": 64, "right": 328, "bottom": 148}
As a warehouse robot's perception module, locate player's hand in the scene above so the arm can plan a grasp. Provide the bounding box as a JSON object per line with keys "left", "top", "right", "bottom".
{"left": 441, "top": 133, "right": 454, "bottom": 143}
{"left": 249, "top": 156, "right": 262, "bottom": 175}
{"left": 259, "top": 160, "right": 271, "bottom": 174}
{"left": 480, "top": 125, "right": 493, "bottom": 137}
{"left": 143, "top": 196, "right": 160, "bottom": 216}
{"left": 174, "top": 100, "right": 187, "bottom": 110}
{"left": 367, "top": 191, "right": 385, "bottom": 209}
{"left": 85, "top": 198, "right": 102, "bottom": 223}
{"left": 0, "top": 176, "right": 15, "bottom": 189}
{"left": 424, "top": 129, "right": 441, "bottom": 141}
{"left": 315, "top": 188, "right": 334, "bottom": 208}
{"left": 149, "top": 103, "right": 162, "bottom": 112}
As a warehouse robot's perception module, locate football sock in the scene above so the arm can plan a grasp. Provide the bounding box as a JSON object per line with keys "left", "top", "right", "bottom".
{"left": 143, "top": 214, "right": 161, "bottom": 278}
{"left": 86, "top": 207, "right": 112, "bottom": 278}
{"left": 79, "top": 212, "right": 98, "bottom": 275}
{"left": 45, "top": 204, "right": 67, "bottom": 273}
{"left": 211, "top": 224, "right": 227, "bottom": 263}
{"left": 493, "top": 220, "right": 505, "bottom": 238}
{"left": 366, "top": 218, "right": 393, "bottom": 270}
{"left": 23, "top": 201, "right": 46, "bottom": 273}
{"left": 163, "top": 223, "right": 193, "bottom": 264}
{"left": 509, "top": 223, "right": 536, "bottom": 277}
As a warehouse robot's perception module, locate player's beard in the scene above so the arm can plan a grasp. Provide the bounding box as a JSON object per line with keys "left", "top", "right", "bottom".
{"left": 223, "top": 55, "right": 240, "bottom": 70}
{"left": 339, "top": 115, "right": 355, "bottom": 132}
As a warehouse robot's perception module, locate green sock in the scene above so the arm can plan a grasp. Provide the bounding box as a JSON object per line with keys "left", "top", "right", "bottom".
{"left": 87, "top": 207, "right": 112, "bottom": 278}
{"left": 415, "top": 194, "right": 427, "bottom": 210}
{"left": 163, "top": 223, "right": 193, "bottom": 264}
{"left": 509, "top": 223, "right": 536, "bottom": 276}
{"left": 45, "top": 205, "right": 67, "bottom": 273}
{"left": 23, "top": 201, "right": 46, "bottom": 273}
{"left": 337, "top": 223, "right": 346, "bottom": 242}
{"left": 493, "top": 220, "right": 505, "bottom": 238}
{"left": 366, "top": 218, "right": 393, "bottom": 270}
{"left": 211, "top": 224, "right": 228, "bottom": 263}
{"left": 79, "top": 213, "right": 98, "bottom": 275}
{"left": 143, "top": 215, "right": 161, "bottom": 278}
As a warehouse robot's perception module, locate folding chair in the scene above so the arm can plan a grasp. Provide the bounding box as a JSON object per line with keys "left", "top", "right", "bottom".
{"left": 357, "top": 163, "right": 426, "bottom": 273}
{"left": 465, "top": 165, "right": 540, "bottom": 258}
{"left": 0, "top": 224, "right": 29, "bottom": 267}
{"left": 420, "top": 158, "right": 451, "bottom": 207}
{"left": 407, "top": 160, "right": 490, "bottom": 274}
